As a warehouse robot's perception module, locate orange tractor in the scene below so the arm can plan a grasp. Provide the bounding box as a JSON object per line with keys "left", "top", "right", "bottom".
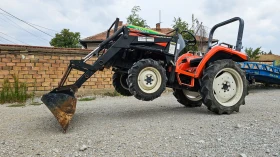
{"left": 42, "top": 17, "right": 248, "bottom": 132}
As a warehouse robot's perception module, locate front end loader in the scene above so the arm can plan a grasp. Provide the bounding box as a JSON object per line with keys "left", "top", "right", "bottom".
{"left": 42, "top": 17, "right": 248, "bottom": 132}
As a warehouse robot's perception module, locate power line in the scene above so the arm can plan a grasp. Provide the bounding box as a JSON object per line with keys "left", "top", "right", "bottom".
{"left": 0, "top": 15, "right": 48, "bottom": 42}
{"left": 30, "top": 23, "right": 58, "bottom": 33}
{"left": 0, "top": 34, "right": 17, "bottom": 44}
{"left": 0, "top": 8, "right": 54, "bottom": 37}
{"left": 0, "top": 12, "right": 59, "bottom": 33}
{"left": 0, "top": 14, "right": 49, "bottom": 42}
{"left": 0, "top": 37, "right": 6, "bottom": 44}
{"left": 0, "top": 31, "right": 29, "bottom": 45}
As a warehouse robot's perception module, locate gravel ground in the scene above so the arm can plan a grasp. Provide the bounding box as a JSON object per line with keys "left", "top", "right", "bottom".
{"left": 1, "top": 88, "right": 280, "bottom": 157}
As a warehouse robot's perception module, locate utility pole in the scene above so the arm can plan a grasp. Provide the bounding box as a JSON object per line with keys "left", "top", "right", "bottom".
{"left": 159, "top": 10, "right": 161, "bottom": 24}
{"left": 192, "top": 14, "right": 194, "bottom": 29}
{"left": 191, "top": 14, "right": 208, "bottom": 53}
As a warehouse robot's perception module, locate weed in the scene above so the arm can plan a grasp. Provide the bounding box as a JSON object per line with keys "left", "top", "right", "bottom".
{"left": 103, "top": 90, "right": 121, "bottom": 97}
{"left": 79, "top": 97, "right": 96, "bottom": 101}
{"left": 31, "top": 78, "right": 37, "bottom": 103}
{"left": 30, "top": 102, "right": 42, "bottom": 106}
{"left": 7, "top": 103, "right": 26, "bottom": 107}
{"left": 0, "top": 75, "right": 31, "bottom": 104}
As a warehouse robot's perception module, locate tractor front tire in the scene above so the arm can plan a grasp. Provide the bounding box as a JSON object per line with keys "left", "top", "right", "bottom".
{"left": 200, "top": 59, "right": 248, "bottom": 114}
{"left": 173, "top": 89, "right": 202, "bottom": 107}
{"left": 127, "top": 59, "right": 167, "bottom": 101}
{"left": 113, "top": 72, "right": 132, "bottom": 96}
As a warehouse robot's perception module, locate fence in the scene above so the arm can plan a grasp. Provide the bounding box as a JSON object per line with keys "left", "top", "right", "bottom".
{"left": 0, "top": 44, "right": 114, "bottom": 95}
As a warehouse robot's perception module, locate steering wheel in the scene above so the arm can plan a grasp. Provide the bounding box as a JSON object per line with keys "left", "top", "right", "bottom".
{"left": 181, "top": 30, "right": 196, "bottom": 46}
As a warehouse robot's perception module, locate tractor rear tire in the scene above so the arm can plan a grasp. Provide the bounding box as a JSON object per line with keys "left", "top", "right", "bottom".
{"left": 173, "top": 89, "right": 202, "bottom": 107}
{"left": 113, "top": 72, "right": 132, "bottom": 96}
{"left": 200, "top": 59, "right": 248, "bottom": 114}
{"left": 127, "top": 59, "right": 167, "bottom": 101}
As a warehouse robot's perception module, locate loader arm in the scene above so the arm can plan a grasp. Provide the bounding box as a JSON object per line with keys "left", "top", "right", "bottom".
{"left": 50, "top": 27, "right": 126, "bottom": 93}
{"left": 58, "top": 31, "right": 127, "bottom": 90}
{"left": 41, "top": 24, "right": 132, "bottom": 132}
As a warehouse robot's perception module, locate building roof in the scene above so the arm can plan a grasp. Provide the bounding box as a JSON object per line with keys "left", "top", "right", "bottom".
{"left": 255, "top": 54, "right": 280, "bottom": 62}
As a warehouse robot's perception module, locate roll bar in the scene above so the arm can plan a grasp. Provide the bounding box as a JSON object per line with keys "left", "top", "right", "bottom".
{"left": 207, "top": 17, "right": 244, "bottom": 52}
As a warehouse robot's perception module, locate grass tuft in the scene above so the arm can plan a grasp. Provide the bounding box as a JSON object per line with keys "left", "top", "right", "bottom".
{"left": 103, "top": 90, "right": 121, "bottom": 97}
{"left": 79, "top": 97, "right": 96, "bottom": 101}
{"left": 0, "top": 75, "right": 31, "bottom": 104}
{"left": 7, "top": 103, "right": 26, "bottom": 107}
{"left": 30, "top": 102, "right": 42, "bottom": 106}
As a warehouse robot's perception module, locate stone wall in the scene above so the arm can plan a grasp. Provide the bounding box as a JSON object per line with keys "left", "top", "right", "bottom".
{"left": 0, "top": 44, "right": 114, "bottom": 94}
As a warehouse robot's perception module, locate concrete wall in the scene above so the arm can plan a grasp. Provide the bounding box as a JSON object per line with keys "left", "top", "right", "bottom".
{"left": 0, "top": 45, "right": 114, "bottom": 94}
{"left": 86, "top": 43, "right": 99, "bottom": 50}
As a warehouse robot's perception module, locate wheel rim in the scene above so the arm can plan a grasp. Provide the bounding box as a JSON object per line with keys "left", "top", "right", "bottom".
{"left": 137, "top": 67, "right": 162, "bottom": 93}
{"left": 182, "top": 90, "right": 202, "bottom": 101}
{"left": 120, "top": 74, "right": 129, "bottom": 90}
{"left": 212, "top": 68, "right": 243, "bottom": 107}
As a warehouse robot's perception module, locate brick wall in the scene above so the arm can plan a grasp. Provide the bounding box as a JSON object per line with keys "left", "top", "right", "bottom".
{"left": 0, "top": 44, "right": 114, "bottom": 94}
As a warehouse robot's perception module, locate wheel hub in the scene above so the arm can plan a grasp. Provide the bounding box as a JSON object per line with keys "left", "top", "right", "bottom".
{"left": 213, "top": 72, "right": 237, "bottom": 104}
{"left": 137, "top": 67, "right": 162, "bottom": 94}
{"left": 145, "top": 75, "right": 154, "bottom": 85}
{"left": 221, "top": 81, "right": 230, "bottom": 92}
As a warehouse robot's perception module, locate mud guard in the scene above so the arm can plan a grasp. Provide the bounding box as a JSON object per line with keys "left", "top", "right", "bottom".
{"left": 195, "top": 46, "right": 248, "bottom": 78}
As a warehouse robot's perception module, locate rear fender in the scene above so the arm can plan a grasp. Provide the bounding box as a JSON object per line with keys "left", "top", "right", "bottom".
{"left": 195, "top": 46, "right": 248, "bottom": 78}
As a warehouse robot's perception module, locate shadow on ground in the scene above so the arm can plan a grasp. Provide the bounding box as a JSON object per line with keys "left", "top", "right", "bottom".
{"left": 36, "top": 104, "right": 214, "bottom": 133}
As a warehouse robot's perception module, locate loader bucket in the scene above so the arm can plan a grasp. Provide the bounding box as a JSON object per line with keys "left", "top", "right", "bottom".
{"left": 41, "top": 92, "right": 77, "bottom": 132}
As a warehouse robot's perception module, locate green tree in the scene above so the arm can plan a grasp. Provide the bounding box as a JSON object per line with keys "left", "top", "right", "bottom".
{"left": 245, "top": 47, "right": 262, "bottom": 60}
{"left": 172, "top": 17, "right": 197, "bottom": 52}
{"left": 127, "top": 6, "right": 149, "bottom": 28}
{"left": 262, "top": 51, "right": 267, "bottom": 55}
{"left": 50, "top": 29, "right": 81, "bottom": 48}
{"left": 172, "top": 17, "right": 189, "bottom": 33}
{"left": 268, "top": 50, "right": 273, "bottom": 55}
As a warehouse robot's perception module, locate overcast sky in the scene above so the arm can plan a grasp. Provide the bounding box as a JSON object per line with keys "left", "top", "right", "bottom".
{"left": 0, "top": 0, "right": 279, "bottom": 54}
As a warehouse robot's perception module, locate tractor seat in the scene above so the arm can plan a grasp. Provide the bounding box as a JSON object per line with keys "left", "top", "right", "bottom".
{"left": 190, "top": 57, "right": 203, "bottom": 67}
